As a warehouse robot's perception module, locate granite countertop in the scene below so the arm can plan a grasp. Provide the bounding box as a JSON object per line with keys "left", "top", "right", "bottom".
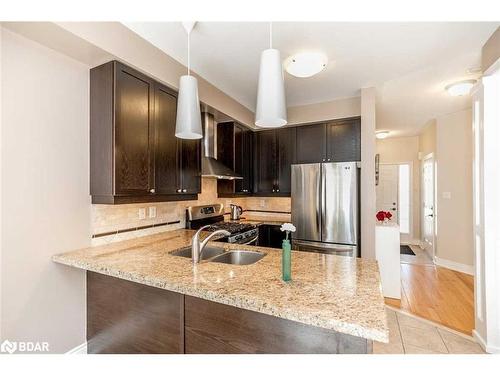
{"left": 52, "top": 229, "right": 388, "bottom": 343}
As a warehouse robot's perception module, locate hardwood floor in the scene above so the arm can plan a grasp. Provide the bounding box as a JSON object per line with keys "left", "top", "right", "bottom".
{"left": 385, "top": 263, "right": 475, "bottom": 335}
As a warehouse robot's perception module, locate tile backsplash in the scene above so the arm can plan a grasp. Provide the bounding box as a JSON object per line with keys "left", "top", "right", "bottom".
{"left": 91, "top": 178, "right": 291, "bottom": 244}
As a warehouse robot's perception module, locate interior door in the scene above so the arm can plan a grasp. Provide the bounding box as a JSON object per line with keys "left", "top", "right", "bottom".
{"left": 376, "top": 164, "right": 399, "bottom": 223}
{"left": 422, "top": 156, "right": 435, "bottom": 257}
{"left": 322, "top": 162, "right": 358, "bottom": 245}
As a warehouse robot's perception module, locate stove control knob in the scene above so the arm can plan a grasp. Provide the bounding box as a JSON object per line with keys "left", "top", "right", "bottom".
{"left": 235, "top": 235, "right": 243, "bottom": 241}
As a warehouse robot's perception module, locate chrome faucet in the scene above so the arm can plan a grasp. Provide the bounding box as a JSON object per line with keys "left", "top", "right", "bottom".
{"left": 191, "top": 225, "right": 230, "bottom": 264}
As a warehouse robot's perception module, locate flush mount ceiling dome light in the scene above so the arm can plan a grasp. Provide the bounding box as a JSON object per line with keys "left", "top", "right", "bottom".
{"left": 255, "top": 22, "right": 287, "bottom": 128}
{"left": 445, "top": 79, "right": 477, "bottom": 97}
{"left": 376, "top": 131, "right": 390, "bottom": 139}
{"left": 175, "top": 21, "right": 203, "bottom": 139}
{"left": 284, "top": 52, "right": 328, "bottom": 78}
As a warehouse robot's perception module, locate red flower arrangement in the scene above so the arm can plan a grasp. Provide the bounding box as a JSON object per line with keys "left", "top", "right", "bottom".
{"left": 376, "top": 210, "right": 393, "bottom": 222}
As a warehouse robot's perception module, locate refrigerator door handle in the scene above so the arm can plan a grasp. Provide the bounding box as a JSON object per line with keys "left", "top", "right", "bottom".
{"left": 320, "top": 163, "right": 325, "bottom": 242}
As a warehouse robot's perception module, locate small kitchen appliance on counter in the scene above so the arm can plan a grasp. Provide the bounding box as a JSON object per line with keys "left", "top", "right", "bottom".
{"left": 229, "top": 204, "right": 243, "bottom": 220}
{"left": 186, "top": 204, "right": 258, "bottom": 245}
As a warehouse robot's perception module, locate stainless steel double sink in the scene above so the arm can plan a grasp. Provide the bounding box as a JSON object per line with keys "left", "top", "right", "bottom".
{"left": 170, "top": 246, "right": 265, "bottom": 265}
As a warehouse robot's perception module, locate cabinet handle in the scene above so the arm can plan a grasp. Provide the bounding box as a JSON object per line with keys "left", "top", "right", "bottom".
{"left": 182, "top": 189, "right": 187, "bottom": 193}
{"left": 276, "top": 188, "right": 280, "bottom": 192}
{"left": 322, "top": 158, "right": 326, "bottom": 162}
{"left": 327, "top": 158, "right": 331, "bottom": 161}
{"left": 272, "top": 189, "right": 275, "bottom": 193}
{"left": 149, "top": 188, "right": 155, "bottom": 193}
{"left": 176, "top": 189, "right": 182, "bottom": 193}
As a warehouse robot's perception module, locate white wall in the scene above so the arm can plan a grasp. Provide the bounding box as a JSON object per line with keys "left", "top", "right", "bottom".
{"left": 0, "top": 28, "right": 90, "bottom": 353}
{"left": 472, "top": 66, "right": 500, "bottom": 353}
{"left": 435, "top": 109, "right": 473, "bottom": 268}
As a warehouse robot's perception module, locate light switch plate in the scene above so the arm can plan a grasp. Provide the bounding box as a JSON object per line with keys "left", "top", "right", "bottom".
{"left": 148, "top": 206, "right": 157, "bottom": 218}
{"left": 138, "top": 208, "right": 146, "bottom": 220}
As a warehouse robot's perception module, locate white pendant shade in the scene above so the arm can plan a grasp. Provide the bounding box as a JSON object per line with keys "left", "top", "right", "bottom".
{"left": 175, "top": 75, "right": 203, "bottom": 139}
{"left": 255, "top": 48, "right": 287, "bottom": 128}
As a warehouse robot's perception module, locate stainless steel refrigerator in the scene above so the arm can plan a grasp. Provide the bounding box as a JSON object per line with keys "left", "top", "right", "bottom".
{"left": 291, "top": 162, "right": 359, "bottom": 257}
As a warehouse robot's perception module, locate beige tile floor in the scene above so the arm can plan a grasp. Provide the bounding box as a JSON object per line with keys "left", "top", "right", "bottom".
{"left": 400, "top": 244, "right": 434, "bottom": 265}
{"left": 373, "top": 307, "right": 485, "bottom": 354}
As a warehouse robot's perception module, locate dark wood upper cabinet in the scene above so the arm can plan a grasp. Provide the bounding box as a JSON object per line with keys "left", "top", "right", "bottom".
{"left": 234, "top": 124, "right": 253, "bottom": 194}
{"left": 90, "top": 61, "right": 200, "bottom": 204}
{"left": 216, "top": 122, "right": 253, "bottom": 197}
{"left": 276, "top": 127, "right": 296, "bottom": 194}
{"left": 254, "top": 130, "right": 278, "bottom": 195}
{"left": 327, "top": 118, "right": 361, "bottom": 162}
{"left": 180, "top": 139, "right": 201, "bottom": 194}
{"left": 295, "top": 118, "right": 361, "bottom": 165}
{"left": 154, "top": 84, "right": 180, "bottom": 195}
{"left": 114, "top": 63, "right": 155, "bottom": 196}
{"left": 295, "top": 123, "right": 327, "bottom": 163}
{"left": 253, "top": 128, "right": 295, "bottom": 196}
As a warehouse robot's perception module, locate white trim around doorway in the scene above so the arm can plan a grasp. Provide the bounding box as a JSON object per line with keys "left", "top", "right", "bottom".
{"left": 420, "top": 152, "right": 436, "bottom": 261}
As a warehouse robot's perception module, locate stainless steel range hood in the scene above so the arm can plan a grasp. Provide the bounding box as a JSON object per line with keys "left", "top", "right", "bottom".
{"left": 201, "top": 112, "right": 242, "bottom": 180}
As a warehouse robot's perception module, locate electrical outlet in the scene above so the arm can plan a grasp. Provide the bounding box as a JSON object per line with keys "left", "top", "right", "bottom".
{"left": 148, "top": 206, "right": 157, "bottom": 218}
{"left": 138, "top": 208, "right": 146, "bottom": 220}
{"left": 442, "top": 192, "right": 452, "bottom": 199}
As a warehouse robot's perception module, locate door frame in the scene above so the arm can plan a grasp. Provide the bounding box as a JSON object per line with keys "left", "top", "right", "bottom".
{"left": 421, "top": 153, "right": 436, "bottom": 259}
{"left": 377, "top": 162, "right": 414, "bottom": 244}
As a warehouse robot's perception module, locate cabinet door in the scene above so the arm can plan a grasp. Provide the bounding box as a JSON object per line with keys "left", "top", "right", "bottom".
{"left": 180, "top": 138, "right": 201, "bottom": 194}
{"left": 153, "top": 84, "right": 180, "bottom": 194}
{"left": 235, "top": 125, "right": 253, "bottom": 193}
{"left": 114, "top": 63, "right": 154, "bottom": 195}
{"left": 254, "top": 130, "right": 277, "bottom": 194}
{"left": 295, "top": 123, "right": 326, "bottom": 163}
{"left": 258, "top": 225, "right": 285, "bottom": 248}
{"left": 276, "top": 127, "right": 296, "bottom": 194}
{"left": 327, "top": 118, "right": 361, "bottom": 162}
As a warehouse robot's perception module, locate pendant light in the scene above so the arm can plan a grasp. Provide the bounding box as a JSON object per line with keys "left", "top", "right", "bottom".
{"left": 175, "top": 22, "right": 203, "bottom": 139}
{"left": 255, "top": 22, "right": 287, "bottom": 128}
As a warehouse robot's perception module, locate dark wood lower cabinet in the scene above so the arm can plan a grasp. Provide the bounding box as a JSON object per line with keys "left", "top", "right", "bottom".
{"left": 87, "top": 272, "right": 183, "bottom": 354}
{"left": 86, "top": 271, "right": 372, "bottom": 354}
{"left": 184, "top": 296, "right": 370, "bottom": 354}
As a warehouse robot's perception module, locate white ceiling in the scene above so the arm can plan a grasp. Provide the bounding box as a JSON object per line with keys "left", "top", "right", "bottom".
{"left": 124, "top": 22, "right": 498, "bottom": 136}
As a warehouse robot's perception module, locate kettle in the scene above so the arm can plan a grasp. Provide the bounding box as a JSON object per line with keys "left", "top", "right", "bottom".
{"left": 229, "top": 204, "right": 243, "bottom": 220}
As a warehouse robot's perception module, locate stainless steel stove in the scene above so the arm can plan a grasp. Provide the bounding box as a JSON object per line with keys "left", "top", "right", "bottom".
{"left": 186, "top": 204, "right": 258, "bottom": 245}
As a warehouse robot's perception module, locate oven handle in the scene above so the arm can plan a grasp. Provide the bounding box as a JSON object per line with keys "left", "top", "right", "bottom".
{"left": 240, "top": 236, "right": 258, "bottom": 245}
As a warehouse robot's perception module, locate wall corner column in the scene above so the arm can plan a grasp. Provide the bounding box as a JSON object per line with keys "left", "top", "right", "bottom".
{"left": 360, "top": 87, "right": 377, "bottom": 259}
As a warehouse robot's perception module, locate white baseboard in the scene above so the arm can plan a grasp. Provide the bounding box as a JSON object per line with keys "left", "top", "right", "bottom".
{"left": 434, "top": 256, "right": 474, "bottom": 275}
{"left": 473, "top": 329, "right": 500, "bottom": 354}
{"left": 66, "top": 341, "right": 87, "bottom": 354}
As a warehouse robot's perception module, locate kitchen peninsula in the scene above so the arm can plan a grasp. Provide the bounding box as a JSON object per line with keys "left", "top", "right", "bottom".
{"left": 53, "top": 229, "right": 388, "bottom": 354}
